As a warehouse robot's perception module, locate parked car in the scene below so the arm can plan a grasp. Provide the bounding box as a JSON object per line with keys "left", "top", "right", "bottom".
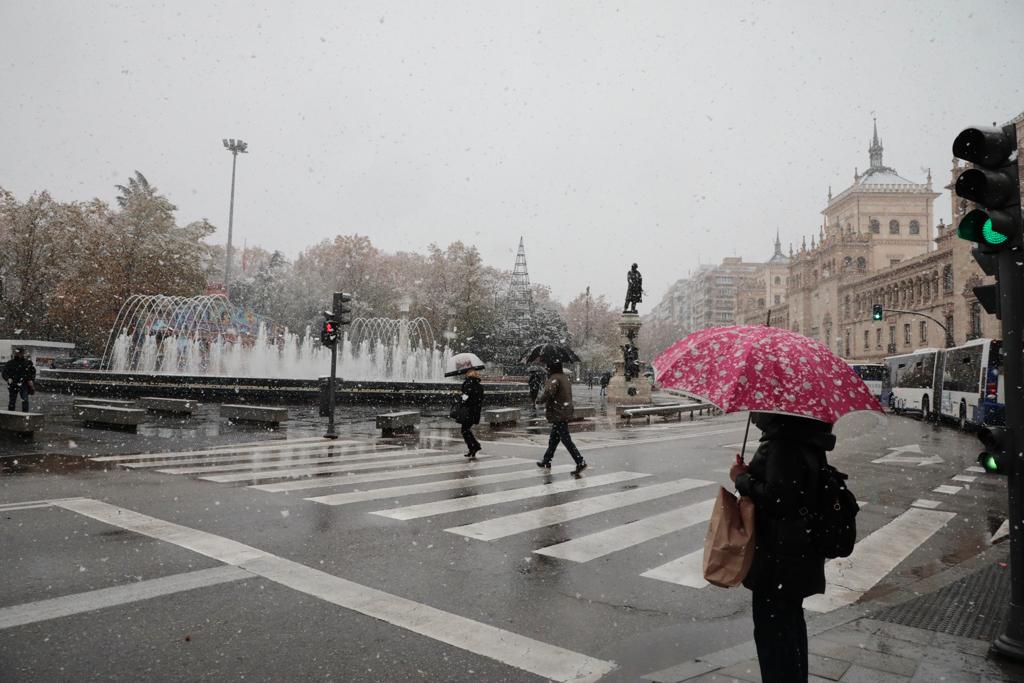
{"left": 68, "top": 357, "right": 103, "bottom": 370}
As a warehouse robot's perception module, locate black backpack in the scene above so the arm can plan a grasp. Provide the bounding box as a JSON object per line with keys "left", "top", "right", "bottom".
{"left": 804, "top": 462, "right": 859, "bottom": 559}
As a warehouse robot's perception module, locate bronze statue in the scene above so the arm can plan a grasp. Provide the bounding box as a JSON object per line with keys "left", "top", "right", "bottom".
{"left": 622, "top": 342, "right": 640, "bottom": 381}
{"left": 624, "top": 263, "right": 643, "bottom": 313}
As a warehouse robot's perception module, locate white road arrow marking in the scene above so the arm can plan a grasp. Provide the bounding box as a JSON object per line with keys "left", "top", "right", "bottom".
{"left": 871, "top": 444, "right": 943, "bottom": 467}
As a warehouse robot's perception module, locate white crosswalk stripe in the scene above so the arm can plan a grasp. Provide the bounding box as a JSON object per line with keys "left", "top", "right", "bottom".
{"left": 118, "top": 443, "right": 389, "bottom": 469}
{"left": 155, "top": 448, "right": 439, "bottom": 475}
{"left": 640, "top": 550, "right": 707, "bottom": 588}
{"left": 535, "top": 498, "right": 715, "bottom": 562}
{"left": 91, "top": 438, "right": 362, "bottom": 462}
{"left": 446, "top": 478, "right": 713, "bottom": 541}
{"left": 372, "top": 471, "right": 652, "bottom": 521}
{"left": 200, "top": 452, "right": 504, "bottom": 483}
{"left": 252, "top": 458, "right": 535, "bottom": 492}
{"left": 306, "top": 465, "right": 577, "bottom": 505}
{"left": 804, "top": 507, "right": 956, "bottom": 613}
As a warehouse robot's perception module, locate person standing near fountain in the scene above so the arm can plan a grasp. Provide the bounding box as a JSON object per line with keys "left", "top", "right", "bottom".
{"left": 3, "top": 348, "right": 36, "bottom": 412}
{"left": 536, "top": 360, "right": 587, "bottom": 476}
{"left": 457, "top": 368, "right": 484, "bottom": 458}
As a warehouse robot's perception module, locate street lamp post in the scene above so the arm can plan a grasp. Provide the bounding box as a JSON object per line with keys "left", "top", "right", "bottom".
{"left": 222, "top": 138, "right": 248, "bottom": 299}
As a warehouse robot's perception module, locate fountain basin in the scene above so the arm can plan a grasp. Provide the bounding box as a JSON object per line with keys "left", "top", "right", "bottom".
{"left": 38, "top": 369, "right": 529, "bottom": 407}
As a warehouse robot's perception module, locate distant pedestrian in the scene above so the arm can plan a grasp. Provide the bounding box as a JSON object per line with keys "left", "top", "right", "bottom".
{"left": 3, "top": 348, "right": 36, "bottom": 412}
{"left": 599, "top": 371, "right": 611, "bottom": 396}
{"left": 729, "top": 412, "right": 831, "bottom": 683}
{"left": 536, "top": 360, "right": 587, "bottom": 475}
{"left": 457, "top": 368, "right": 484, "bottom": 458}
{"left": 528, "top": 369, "right": 545, "bottom": 404}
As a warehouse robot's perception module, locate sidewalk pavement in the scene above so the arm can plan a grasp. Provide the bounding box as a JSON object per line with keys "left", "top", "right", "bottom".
{"left": 644, "top": 544, "right": 1024, "bottom": 683}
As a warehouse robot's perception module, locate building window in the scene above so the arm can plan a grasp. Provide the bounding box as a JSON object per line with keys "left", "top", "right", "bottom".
{"left": 869, "top": 219, "right": 880, "bottom": 234}
{"left": 773, "top": 294, "right": 781, "bottom": 304}
{"left": 889, "top": 325, "right": 896, "bottom": 351}
{"left": 909, "top": 220, "right": 920, "bottom": 235}
{"left": 864, "top": 330, "right": 870, "bottom": 350}
{"left": 970, "top": 302, "right": 982, "bottom": 338}
{"left": 920, "top": 320, "right": 928, "bottom": 343}
{"left": 876, "top": 328, "right": 882, "bottom": 349}
{"left": 843, "top": 256, "right": 852, "bottom": 269}
{"left": 943, "top": 264, "right": 954, "bottom": 293}
{"left": 889, "top": 219, "right": 900, "bottom": 234}
{"left": 857, "top": 257, "right": 867, "bottom": 270}
{"left": 945, "top": 315, "right": 954, "bottom": 344}
{"left": 773, "top": 276, "right": 781, "bottom": 285}
{"left": 890, "top": 259, "right": 901, "bottom": 268}
{"left": 904, "top": 323, "right": 911, "bottom": 345}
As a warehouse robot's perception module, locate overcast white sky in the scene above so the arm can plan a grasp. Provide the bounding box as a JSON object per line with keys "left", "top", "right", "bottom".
{"left": 2, "top": 1, "right": 1022, "bottom": 307}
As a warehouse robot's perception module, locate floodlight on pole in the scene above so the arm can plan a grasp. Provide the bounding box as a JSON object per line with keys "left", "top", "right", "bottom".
{"left": 222, "top": 138, "right": 248, "bottom": 299}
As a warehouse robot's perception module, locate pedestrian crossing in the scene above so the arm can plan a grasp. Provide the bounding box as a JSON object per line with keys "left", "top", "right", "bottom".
{"left": 92, "top": 438, "right": 959, "bottom": 614}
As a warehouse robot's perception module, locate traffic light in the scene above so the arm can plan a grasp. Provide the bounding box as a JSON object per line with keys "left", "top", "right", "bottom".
{"left": 872, "top": 304, "right": 884, "bottom": 321}
{"left": 320, "top": 317, "right": 338, "bottom": 347}
{"left": 970, "top": 248, "right": 1002, "bottom": 319}
{"left": 953, "top": 125, "right": 1021, "bottom": 252}
{"left": 976, "top": 426, "right": 1012, "bottom": 475}
{"left": 334, "top": 292, "right": 354, "bottom": 326}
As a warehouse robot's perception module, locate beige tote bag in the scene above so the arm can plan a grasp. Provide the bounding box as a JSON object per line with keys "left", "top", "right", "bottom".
{"left": 702, "top": 487, "right": 756, "bottom": 588}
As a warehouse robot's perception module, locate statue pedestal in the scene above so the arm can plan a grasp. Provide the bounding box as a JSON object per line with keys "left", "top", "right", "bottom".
{"left": 606, "top": 312, "right": 652, "bottom": 405}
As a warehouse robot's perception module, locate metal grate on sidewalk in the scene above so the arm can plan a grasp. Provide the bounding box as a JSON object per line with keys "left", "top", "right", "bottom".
{"left": 873, "top": 561, "right": 1009, "bottom": 640}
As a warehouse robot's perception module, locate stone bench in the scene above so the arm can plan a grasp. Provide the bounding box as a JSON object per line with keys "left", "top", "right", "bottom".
{"left": 139, "top": 397, "right": 196, "bottom": 415}
{"left": 73, "top": 398, "right": 136, "bottom": 409}
{"left": 0, "top": 410, "right": 44, "bottom": 438}
{"left": 76, "top": 405, "right": 147, "bottom": 432}
{"left": 568, "top": 405, "right": 597, "bottom": 421}
{"left": 376, "top": 411, "right": 420, "bottom": 436}
{"left": 622, "top": 403, "right": 714, "bottom": 425}
{"left": 221, "top": 404, "right": 288, "bottom": 427}
{"left": 484, "top": 408, "right": 520, "bottom": 428}
{"left": 613, "top": 404, "right": 650, "bottom": 415}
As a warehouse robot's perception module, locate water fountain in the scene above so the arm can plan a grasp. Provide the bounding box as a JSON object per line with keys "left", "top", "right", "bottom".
{"left": 41, "top": 294, "right": 527, "bottom": 406}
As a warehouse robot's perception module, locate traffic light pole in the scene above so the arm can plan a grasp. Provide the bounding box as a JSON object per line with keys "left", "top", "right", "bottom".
{"left": 324, "top": 340, "right": 338, "bottom": 440}
{"left": 994, "top": 251, "right": 1024, "bottom": 659}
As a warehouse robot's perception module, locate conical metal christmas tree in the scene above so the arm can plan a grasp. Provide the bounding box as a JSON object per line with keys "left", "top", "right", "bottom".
{"left": 507, "top": 236, "right": 534, "bottom": 321}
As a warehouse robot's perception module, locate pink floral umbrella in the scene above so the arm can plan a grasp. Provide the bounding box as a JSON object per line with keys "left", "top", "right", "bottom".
{"left": 654, "top": 325, "right": 883, "bottom": 428}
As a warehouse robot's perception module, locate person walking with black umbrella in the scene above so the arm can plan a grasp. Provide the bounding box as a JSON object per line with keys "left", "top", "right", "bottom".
{"left": 535, "top": 360, "right": 587, "bottom": 475}
{"left": 446, "top": 352, "right": 486, "bottom": 459}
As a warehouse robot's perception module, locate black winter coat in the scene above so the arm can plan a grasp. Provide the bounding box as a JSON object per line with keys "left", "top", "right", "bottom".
{"left": 735, "top": 416, "right": 834, "bottom": 599}
{"left": 458, "top": 376, "right": 484, "bottom": 425}
{"left": 2, "top": 357, "right": 36, "bottom": 384}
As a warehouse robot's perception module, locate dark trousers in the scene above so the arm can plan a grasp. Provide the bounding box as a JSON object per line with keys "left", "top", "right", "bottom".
{"left": 460, "top": 423, "right": 481, "bottom": 453}
{"left": 7, "top": 383, "right": 29, "bottom": 412}
{"left": 752, "top": 591, "right": 808, "bottom": 683}
{"left": 541, "top": 422, "right": 584, "bottom": 466}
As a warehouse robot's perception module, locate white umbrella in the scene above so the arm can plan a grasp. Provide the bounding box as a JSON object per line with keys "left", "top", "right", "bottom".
{"left": 445, "top": 352, "right": 485, "bottom": 377}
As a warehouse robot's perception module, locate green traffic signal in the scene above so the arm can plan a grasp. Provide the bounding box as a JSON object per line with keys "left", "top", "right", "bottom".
{"left": 976, "top": 426, "right": 1011, "bottom": 476}
{"left": 872, "top": 304, "right": 883, "bottom": 321}
{"left": 952, "top": 124, "right": 1021, "bottom": 252}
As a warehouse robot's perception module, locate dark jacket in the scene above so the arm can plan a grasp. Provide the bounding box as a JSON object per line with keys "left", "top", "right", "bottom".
{"left": 2, "top": 356, "right": 36, "bottom": 385}
{"left": 735, "top": 415, "right": 834, "bottom": 599}
{"left": 537, "top": 371, "right": 573, "bottom": 423}
{"left": 458, "top": 376, "right": 484, "bottom": 425}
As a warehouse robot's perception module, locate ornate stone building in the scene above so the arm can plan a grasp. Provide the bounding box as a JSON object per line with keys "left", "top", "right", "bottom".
{"left": 736, "top": 232, "right": 790, "bottom": 326}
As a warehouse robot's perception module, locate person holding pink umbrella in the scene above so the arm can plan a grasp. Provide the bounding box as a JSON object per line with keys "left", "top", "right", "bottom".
{"left": 729, "top": 411, "right": 832, "bottom": 682}
{"left": 655, "top": 325, "right": 881, "bottom": 683}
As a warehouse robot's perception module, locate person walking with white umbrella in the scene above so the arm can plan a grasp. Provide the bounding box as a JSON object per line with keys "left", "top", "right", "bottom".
{"left": 446, "top": 352, "right": 485, "bottom": 459}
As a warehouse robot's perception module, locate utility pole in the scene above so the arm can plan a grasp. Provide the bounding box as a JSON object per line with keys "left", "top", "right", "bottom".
{"left": 584, "top": 286, "right": 591, "bottom": 343}
{"left": 222, "top": 138, "right": 248, "bottom": 299}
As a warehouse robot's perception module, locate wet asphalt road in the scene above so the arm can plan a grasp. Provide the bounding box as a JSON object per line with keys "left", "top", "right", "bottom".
{"left": 0, "top": 390, "right": 1007, "bottom": 682}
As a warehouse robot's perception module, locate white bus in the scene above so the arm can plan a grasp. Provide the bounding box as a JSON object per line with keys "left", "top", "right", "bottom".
{"left": 847, "top": 362, "right": 886, "bottom": 401}
{"left": 937, "top": 338, "right": 1004, "bottom": 429}
{"left": 883, "top": 348, "right": 942, "bottom": 417}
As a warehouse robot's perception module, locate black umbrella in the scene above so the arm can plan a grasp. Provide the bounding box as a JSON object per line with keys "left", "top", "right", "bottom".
{"left": 520, "top": 342, "right": 581, "bottom": 366}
